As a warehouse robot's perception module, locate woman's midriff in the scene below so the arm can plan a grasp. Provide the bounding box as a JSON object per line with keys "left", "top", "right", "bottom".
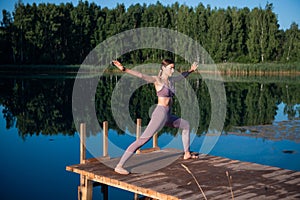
{"left": 157, "top": 97, "right": 173, "bottom": 107}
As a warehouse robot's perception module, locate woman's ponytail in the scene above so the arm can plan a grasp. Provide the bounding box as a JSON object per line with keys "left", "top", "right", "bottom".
{"left": 158, "top": 68, "right": 163, "bottom": 77}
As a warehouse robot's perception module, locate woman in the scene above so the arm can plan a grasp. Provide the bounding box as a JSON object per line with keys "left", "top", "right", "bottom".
{"left": 112, "top": 59, "right": 199, "bottom": 175}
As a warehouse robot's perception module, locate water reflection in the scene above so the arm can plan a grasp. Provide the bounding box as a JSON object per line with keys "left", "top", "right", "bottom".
{"left": 0, "top": 75, "right": 299, "bottom": 139}
{"left": 0, "top": 77, "right": 76, "bottom": 138}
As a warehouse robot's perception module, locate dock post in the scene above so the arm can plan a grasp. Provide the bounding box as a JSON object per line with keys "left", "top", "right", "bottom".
{"left": 134, "top": 193, "right": 139, "bottom": 200}
{"left": 79, "top": 123, "right": 93, "bottom": 200}
{"left": 80, "top": 123, "right": 86, "bottom": 192}
{"left": 101, "top": 184, "right": 108, "bottom": 200}
{"left": 136, "top": 118, "right": 142, "bottom": 154}
{"left": 153, "top": 132, "right": 158, "bottom": 148}
{"left": 80, "top": 123, "right": 86, "bottom": 164}
{"left": 81, "top": 178, "right": 93, "bottom": 200}
{"left": 101, "top": 121, "right": 109, "bottom": 200}
{"left": 103, "top": 121, "right": 108, "bottom": 157}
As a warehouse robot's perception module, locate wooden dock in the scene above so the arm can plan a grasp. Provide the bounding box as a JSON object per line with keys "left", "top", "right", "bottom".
{"left": 66, "top": 148, "right": 300, "bottom": 200}
{"left": 66, "top": 122, "right": 300, "bottom": 200}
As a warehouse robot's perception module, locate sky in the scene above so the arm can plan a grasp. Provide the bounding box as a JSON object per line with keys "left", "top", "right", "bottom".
{"left": 0, "top": 0, "right": 299, "bottom": 30}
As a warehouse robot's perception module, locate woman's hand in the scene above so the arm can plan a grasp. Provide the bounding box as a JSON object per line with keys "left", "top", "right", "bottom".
{"left": 112, "top": 60, "right": 125, "bottom": 71}
{"left": 188, "top": 61, "right": 198, "bottom": 73}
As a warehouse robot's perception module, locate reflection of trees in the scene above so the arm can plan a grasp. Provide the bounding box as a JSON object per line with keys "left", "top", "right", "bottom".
{"left": 226, "top": 82, "right": 282, "bottom": 128}
{"left": 244, "top": 83, "right": 280, "bottom": 125}
{"left": 280, "top": 84, "right": 300, "bottom": 120}
{"left": 0, "top": 78, "right": 76, "bottom": 139}
{"left": 1, "top": 76, "right": 300, "bottom": 138}
{"left": 226, "top": 83, "right": 294, "bottom": 128}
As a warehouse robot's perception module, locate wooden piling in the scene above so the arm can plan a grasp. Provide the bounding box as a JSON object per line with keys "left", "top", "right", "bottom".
{"left": 102, "top": 121, "right": 109, "bottom": 200}
{"left": 81, "top": 178, "right": 93, "bottom": 200}
{"left": 79, "top": 123, "right": 93, "bottom": 200}
{"left": 80, "top": 123, "right": 86, "bottom": 164}
{"left": 79, "top": 123, "right": 86, "bottom": 195}
{"left": 136, "top": 118, "right": 142, "bottom": 154}
{"left": 153, "top": 132, "right": 158, "bottom": 148}
{"left": 103, "top": 121, "right": 108, "bottom": 157}
{"left": 101, "top": 184, "right": 108, "bottom": 200}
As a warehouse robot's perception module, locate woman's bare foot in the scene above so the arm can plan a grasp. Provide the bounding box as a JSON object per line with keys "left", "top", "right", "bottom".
{"left": 183, "top": 152, "right": 199, "bottom": 160}
{"left": 114, "top": 165, "right": 130, "bottom": 175}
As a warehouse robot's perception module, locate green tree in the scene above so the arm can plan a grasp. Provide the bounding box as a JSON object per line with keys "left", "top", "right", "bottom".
{"left": 194, "top": 3, "right": 209, "bottom": 47}
{"left": 207, "top": 8, "right": 231, "bottom": 62}
{"left": 247, "top": 3, "right": 279, "bottom": 63}
{"left": 264, "top": 3, "right": 280, "bottom": 61}
{"left": 282, "top": 22, "right": 300, "bottom": 62}
{"left": 70, "top": 1, "right": 93, "bottom": 63}
{"left": 11, "top": 0, "right": 26, "bottom": 64}
{"left": 0, "top": 10, "right": 13, "bottom": 64}
{"left": 228, "top": 7, "right": 249, "bottom": 62}
{"left": 247, "top": 7, "right": 263, "bottom": 62}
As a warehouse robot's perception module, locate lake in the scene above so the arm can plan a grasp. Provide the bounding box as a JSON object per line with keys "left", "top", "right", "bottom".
{"left": 0, "top": 73, "right": 299, "bottom": 200}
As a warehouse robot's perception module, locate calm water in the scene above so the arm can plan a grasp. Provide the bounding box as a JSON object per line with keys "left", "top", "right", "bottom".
{"left": 0, "top": 74, "right": 299, "bottom": 200}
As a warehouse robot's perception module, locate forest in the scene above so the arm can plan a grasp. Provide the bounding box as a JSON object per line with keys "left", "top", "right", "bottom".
{"left": 0, "top": 1, "right": 300, "bottom": 65}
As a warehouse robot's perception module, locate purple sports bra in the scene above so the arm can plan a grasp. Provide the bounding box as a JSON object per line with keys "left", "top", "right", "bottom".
{"left": 156, "top": 85, "right": 175, "bottom": 97}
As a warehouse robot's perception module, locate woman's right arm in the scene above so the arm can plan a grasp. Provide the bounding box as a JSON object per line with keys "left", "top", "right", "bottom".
{"left": 112, "top": 60, "right": 156, "bottom": 83}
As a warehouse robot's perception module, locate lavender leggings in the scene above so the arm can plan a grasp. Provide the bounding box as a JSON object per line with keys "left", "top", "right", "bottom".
{"left": 117, "top": 105, "right": 190, "bottom": 167}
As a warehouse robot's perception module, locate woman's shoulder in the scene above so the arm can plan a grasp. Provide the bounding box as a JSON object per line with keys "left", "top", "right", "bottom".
{"left": 153, "top": 76, "right": 164, "bottom": 88}
{"left": 152, "top": 76, "right": 161, "bottom": 82}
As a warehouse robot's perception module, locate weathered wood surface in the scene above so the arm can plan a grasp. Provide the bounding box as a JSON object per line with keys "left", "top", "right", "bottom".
{"left": 67, "top": 149, "right": 300, "bottom": 200}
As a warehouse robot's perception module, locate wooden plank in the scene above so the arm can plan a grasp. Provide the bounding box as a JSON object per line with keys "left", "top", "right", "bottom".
{"left": 136, "top": 176, "right": 170, "bottom": 188}
{"left": 68, "top": 165, "right": 177, "bottom": 199}
{"left": 125, "top": 172, "right": 167, "bottom": 184}
{"left": 285, "top": 177, "right": 300, "bottom": 185}
{"left": 138, "top": 147, "right": 160, "bottom": 154}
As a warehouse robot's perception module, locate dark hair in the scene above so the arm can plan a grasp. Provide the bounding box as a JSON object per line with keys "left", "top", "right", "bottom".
{"left": 161, "top": 59, "right": 174, "bottom": 68}
{"left": 159, "top": 59, "right": 174, "bottom": 77}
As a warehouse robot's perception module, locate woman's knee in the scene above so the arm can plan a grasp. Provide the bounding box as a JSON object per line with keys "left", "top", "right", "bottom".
{"left": 171, "top": 118, "right": 190, "bottom": 130}
{"left": 179, "top": 119, "right": 190, "bottom": 130}
{"left": 137, "top": 137, "right": 150, "bottom": 146}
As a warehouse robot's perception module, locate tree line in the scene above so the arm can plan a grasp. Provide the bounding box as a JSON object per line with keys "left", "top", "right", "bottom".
{"left": 0, "top": 1, "right": 300, "bottom": 65}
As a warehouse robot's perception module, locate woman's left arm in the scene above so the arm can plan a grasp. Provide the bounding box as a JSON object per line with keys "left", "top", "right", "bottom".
{"left": 172, "top": 62, "right": 198, "bottom": 81}
{"left": 112, "top": 60, "right": 156, "bottom": 83}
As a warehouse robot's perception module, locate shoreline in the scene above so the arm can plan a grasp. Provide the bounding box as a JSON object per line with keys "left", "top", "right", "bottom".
{"left": 1, "top": 63, "right": 300, "bottom": 77}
